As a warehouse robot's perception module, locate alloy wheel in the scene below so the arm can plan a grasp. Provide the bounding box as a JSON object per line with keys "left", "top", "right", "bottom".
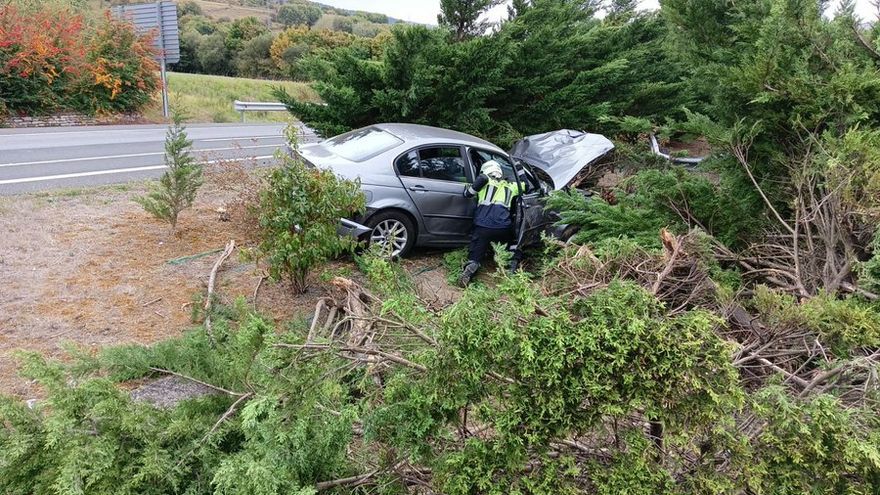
{"left": 370, "top": 219, "right": 408, "bottom": 257}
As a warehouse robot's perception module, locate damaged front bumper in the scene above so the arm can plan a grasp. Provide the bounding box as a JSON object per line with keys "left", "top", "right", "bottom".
{"left": 338, "top": 217, "right": 372, "bottom": 239}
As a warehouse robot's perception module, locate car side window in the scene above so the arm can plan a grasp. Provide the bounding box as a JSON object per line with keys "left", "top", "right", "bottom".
{"left": 418, "top": 147, "right": 467, "bottom": 182}
{"left": 470, "top": 148, "right": 540, "bottom": 193}
{"left": 396, "top": 150, "right": 421, "bottom": 177}
{"left": 470, "top": 149, "right": 518, "bottom": 181}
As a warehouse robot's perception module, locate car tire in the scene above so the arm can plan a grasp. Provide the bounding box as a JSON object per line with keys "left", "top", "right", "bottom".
{"left": 366, "top": 211, "right": 416, "bottom": 258}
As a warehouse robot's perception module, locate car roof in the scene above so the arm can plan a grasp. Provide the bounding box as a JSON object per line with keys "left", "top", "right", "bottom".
{"left": 373, "top": 123, "right": 503, "bottom": 152}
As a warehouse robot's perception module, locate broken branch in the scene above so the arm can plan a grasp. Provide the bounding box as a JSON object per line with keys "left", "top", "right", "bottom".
{"left": 204, "top": 240, "right": 236, "bottom": 340}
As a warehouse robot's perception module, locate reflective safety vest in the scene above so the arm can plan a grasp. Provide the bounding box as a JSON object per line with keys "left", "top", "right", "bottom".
{"left": 477, "top": 178, "right": 520, "bottom": 209}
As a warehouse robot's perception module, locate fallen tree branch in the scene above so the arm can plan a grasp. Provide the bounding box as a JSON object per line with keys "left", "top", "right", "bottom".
{"left": 799, "top": 350, "right": 880, "bottom": 397}
{"left": 730, "top": 141, "right": 795, "bottom": 237}
{"left": 651, "top": 229, "right": 682, "bottom": 295}
{"left": 252, "top": 274, "right": 266, "bottom": 310}
{"left": 175, "top": 391, "right": 253, "bottom": 469}
{"left": 315, "top": 469, "right": 379, "bottom": 491}
{"left": 852, "top": 23, "right": 880, "bottom": 61}
{"left": 204, "top": 240, "right": 236, "bottom": 341}
{"left": 307, "top": 298, "right": 330, "bottom": 343}
{"left": 148, "top": 367, "right": 247, "bottom": 397}
{"left": 274, "top": 343, "right": 428, "bottom": 372}
{"left": 204, "top": 392, "right": 252, "bottom": 438}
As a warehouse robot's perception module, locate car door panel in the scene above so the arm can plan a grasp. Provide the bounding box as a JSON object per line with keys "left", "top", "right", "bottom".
{"left": 515, "top": 163, "right": 556, "bottom": 247}
{"left": 396, "top": 146, "right": 474, "bottom": 237}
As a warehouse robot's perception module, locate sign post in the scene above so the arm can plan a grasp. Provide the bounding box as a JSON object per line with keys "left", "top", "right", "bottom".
{"left": 111, "top": 1, "right": 180, "bottom": 119}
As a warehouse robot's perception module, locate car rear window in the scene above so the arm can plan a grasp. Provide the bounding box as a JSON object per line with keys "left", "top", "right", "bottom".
{"left": 322, "top": 127, "right": 404, "bottom": 162}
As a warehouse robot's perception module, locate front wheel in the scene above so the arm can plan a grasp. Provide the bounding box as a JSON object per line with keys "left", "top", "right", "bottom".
{"left": 366, "top": 211, "right": 416, "bottom": 258}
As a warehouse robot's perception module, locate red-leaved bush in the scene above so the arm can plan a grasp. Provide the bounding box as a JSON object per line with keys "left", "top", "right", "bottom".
{"left": 0, "top": 6, "right": 159, "bottom": 116}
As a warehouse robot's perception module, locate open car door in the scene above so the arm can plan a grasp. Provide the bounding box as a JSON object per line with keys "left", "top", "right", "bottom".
{"left": 512, "top": 162, "right": 554, "bottom": 249}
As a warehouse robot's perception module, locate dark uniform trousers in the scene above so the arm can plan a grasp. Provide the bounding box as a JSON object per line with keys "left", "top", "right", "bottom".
{"left": 467, "top": 226, "right": 522, "bottom": 264}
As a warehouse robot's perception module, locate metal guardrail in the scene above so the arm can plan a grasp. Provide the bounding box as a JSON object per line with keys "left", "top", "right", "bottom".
{"left": 649, "top": 133, "right": 706, "bottom": 166}
{"left": 233, "top": 100, "right": 288, "bottom": 122}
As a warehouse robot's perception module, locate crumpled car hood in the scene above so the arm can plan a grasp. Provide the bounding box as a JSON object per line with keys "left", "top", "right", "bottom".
{"left": 510, "top": 129, "right": 615, "bottom": 190}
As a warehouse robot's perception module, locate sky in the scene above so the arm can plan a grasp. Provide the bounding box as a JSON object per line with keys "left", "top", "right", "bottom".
{"left": 316, "top": 0, "right": 879, "bottom": 25}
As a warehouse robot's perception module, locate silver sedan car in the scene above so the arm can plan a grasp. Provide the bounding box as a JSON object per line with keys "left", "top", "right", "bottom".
{"left": 297, "top": 123, "right": 614, "bottom": 257}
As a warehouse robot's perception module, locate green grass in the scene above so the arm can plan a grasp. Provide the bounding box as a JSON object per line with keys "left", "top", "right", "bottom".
{"left": 145, "top": 72, "right": 319, "bottom": 124}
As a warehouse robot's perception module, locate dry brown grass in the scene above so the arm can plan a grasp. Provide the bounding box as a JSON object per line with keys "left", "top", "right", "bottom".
{"left": 0, "top": 177, "right": 315, "bottom": 398}
{"left": 0, "top": 165, "right": 459, "bottom": 399}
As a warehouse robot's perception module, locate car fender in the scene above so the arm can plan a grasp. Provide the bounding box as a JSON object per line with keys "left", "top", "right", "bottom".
{"left": 360, "top": 196, "right": 423, "bottom": 235}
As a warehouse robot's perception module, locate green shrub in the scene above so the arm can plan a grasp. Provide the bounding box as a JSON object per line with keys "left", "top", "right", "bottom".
{"left": 278, "top": 2, "right": 687, "bottom": 144}
{"left": 367, "top": 277, "right": 742, "bottom": 493}
{"left": 546, "top": 189, "right": 669, "bottom": 249}
{"left": 546, "top": 167, "right": 762, "bottom": 250}
{"left": 254, "top": 137, "right": 364, "bottom": 293}
{"left": 747, "top": 386, "right": 880, "bottom": 494}
{"left": 0, "top": 310, "right": 358, "bottom": 495}
{"left": 752, "top": 286, "right": 880, "bottom": 355}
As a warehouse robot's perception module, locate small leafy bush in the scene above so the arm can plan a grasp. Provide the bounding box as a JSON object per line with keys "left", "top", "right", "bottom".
{"left": 254, "top": 144, "right": 364, "bottom": 293}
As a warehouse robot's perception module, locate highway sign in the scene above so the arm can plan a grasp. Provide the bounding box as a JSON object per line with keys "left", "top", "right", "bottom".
{"left": 111, "top": 1, "right": 180, "bottom": 117}
{"left": 111, "top": 1, "right": 180, "bottom": 63}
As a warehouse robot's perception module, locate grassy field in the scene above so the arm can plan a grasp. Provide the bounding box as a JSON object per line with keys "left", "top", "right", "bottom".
{"left": 143, "top": 72, "right": 319, "bottom": 124}
{"left": 187, "top": 0, "right": 274, "bottom": 23}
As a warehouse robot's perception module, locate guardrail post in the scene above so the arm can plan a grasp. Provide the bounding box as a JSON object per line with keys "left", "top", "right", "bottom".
{"left": 233, "top": 100, "right": 287, "bottom": 121}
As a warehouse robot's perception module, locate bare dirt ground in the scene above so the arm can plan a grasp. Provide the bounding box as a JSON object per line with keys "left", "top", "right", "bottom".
{"left": 0, "top": 178, "right": 307, "bottom": 398}
{"left": 0, "top": 175, "right": 459, "bottom": 399}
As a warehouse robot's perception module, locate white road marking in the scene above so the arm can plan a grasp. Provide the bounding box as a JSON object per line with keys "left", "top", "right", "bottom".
{"left": 0, "top": 155, "right": 275, "bottom": 185}
{"left": 0, "top": 144, "right": 280, "bottom": 168}
{"left": 0, "top": 126, "right": 284, "bottom": 138}
{"left": 199, "top": 135, "right": 281, "bottom": 142}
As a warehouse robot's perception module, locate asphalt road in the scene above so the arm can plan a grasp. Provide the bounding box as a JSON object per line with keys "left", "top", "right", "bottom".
{"left": 0, "top": 123, "right": 319, "bottom": 195}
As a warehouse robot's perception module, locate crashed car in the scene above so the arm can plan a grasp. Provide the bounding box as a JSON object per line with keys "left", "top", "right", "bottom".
{"left": 296, "top": 123, "right": 614, "bottom": 257}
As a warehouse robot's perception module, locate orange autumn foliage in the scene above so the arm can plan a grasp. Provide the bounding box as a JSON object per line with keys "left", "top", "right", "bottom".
{"left": 0, "top": 6, "right": 159, "bottom": 116}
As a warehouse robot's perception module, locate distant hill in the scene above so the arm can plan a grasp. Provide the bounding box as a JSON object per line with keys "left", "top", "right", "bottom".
{"left": 171, "top": 0, "right": 418, "bottom": 33}
{"left": 175, "top": 0, "right": 416, "bottom": 26}
{"left": 182, "top": 0, "right": 275, "bottom": 22}
{"left": 309, "top": 1, "right": 410, "bottom": 24}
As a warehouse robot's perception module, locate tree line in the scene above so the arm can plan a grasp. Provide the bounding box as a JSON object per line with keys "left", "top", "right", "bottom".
{"left": 170, "top": 0, "right": 391, "bottom": 79}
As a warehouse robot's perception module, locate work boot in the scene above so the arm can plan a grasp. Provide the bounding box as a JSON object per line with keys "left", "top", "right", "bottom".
{"left": 508, "top": 259, "right": 520, "bottom": 275}
{"left": 458, "top": 261, "right": 480, "bottom": 287}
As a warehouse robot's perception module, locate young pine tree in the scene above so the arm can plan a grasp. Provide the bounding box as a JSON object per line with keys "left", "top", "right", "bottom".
{"left": 135, "top": 113, "right": 203, "bottom": 232}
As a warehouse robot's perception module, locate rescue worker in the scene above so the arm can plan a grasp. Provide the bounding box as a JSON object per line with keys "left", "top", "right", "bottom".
{"left": 459, "top": 160, "right": 522, "bottom": 287}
